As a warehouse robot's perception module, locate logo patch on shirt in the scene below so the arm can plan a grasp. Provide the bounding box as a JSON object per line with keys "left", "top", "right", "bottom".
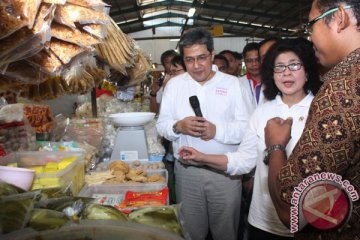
{"left": 215, "top": 87, "right": 227, "bottom": 96}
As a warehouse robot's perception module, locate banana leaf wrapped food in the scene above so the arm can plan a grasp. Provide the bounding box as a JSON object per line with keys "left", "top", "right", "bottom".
{"left": 0, "top": 181, "right": 25, "bottom": 197}
{"left": 0, "top": 192, "right": 37, "bottom": 234}
{"left": 83, "top": 203, "right": 128, "bottom": 221}
{"left": 28, "top": 208, "right": 68, "bottom": 231}
{"left": 128, "top": 205, "right": 184, "bottom": 237}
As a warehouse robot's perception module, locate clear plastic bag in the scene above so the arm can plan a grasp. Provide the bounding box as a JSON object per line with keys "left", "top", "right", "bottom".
{"left": 51, "top": 22, "right": 100, "bottom": 49}
{"left": 81, "top": 23, "right": 107, "bottom": 39}
{"left": 0, "top": 104, "right": 36, "bottom": 156}
{"left": 49, "top": 38, "right": 87, "bottom": 65}
{"left": 26, "top": 49, "right": 63, "bottom": 74}
{"left": 54, "top": 3, "right": 110, "bottom": 29}
{"left": 0, "top": 0, "right": 27, "bottom": 40}
{"left": 0, "top": 3, "right": 54, "bottom": 67}
{"left": 1, "top": 60, "right": 46, "bottom": 85}
{"left": 12, "top": 0, "right": 42, "bottom": 29}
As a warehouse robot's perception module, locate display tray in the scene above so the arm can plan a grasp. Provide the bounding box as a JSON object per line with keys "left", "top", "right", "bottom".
{"left": 0, "top": 151, "right": 85, "bottom": 195}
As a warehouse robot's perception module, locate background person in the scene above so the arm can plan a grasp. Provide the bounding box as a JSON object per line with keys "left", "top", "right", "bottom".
{"left": 213, "top": 54, "right": 229, "bottom": 73}
{"left": 149, "top": 49, "right": 177, "bottom": 114}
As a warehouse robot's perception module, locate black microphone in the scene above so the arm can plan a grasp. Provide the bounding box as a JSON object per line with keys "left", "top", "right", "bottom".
{"left": 189, "top": 96, "right": 203, "bottom": 117}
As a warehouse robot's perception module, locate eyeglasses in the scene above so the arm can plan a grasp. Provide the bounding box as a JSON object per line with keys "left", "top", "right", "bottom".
{"left": 244, "top": 58, "right": 259, "bottom": 64}
{"left": 304, "top": 5, "right": 352, "bottom": 35}
{"left": 274, "top": 63, "right": 303, "bottom": 73}
{"left": 170, "top": 69, "right": 184, "bottom": 75}
{"left": 184, "top": 53, "right": 211, "bottom": 65}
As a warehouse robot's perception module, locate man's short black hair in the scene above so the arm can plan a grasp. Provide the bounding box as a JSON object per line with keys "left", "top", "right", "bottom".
{"left": 171, "top": 54, "right": 186, "bottom": 71}
{"left": 233, "top": 51, "right": 243, "bottom": 60}
{"left": 160, "top": 50, "right": 177, "bottom": 66}
{"left": 316, "top": 0, "right": 359, "bottom": 28}
{"left": 179, "top": 28, "right": 214, "bottom": 56}
{"left": 242, "top": 42, "right": 260, "bottom": 58}
{"left": 214, "top": 54, "right": 229, "bottom": 68}
{"left": 219, "top": 50, "right": 236, "bottom": 59}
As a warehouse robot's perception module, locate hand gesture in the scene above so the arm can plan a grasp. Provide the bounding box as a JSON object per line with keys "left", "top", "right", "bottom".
{"left": 200, "top": 119, "right": 216, "bottom": 141}
{"left": 179, "top": 146, "right": 205, "bottom": 162}
{"left": 177, "top": 116, "right": 207, "bottom": 137}
{"left": 264, "top": 117, "right": 293, "bottom": 147}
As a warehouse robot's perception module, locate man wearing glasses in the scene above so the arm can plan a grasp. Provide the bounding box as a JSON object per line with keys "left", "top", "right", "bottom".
{"left": 156, "top": 28, "right": 253, "bottom": 240}
{"left": 265, "top": 0, "right": 359, "bottom": 239}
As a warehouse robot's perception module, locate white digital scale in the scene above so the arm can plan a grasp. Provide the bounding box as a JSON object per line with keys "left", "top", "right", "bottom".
{"left": 109, "top": 112, "right": 155, "bottom": 161}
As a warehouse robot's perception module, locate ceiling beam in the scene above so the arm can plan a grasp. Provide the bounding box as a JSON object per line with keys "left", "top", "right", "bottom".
{"left": 110, "top": 1, "right": 192, "bottom": 16}
{"left": 196, "top": 15, "right": 294, "bottom": 34}
{"left": 109, "top": 1, "right": 299, "bottom": 23}
{"left": 117, "top": 12, "right": 188, "bottom": 27}
{"left": 122, "top": 21, "right": 185, "bottom": 34}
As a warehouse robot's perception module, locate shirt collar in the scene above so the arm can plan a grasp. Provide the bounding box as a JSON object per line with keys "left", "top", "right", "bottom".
{"left": 275, "top": 92, "right": 314, "bottom": 107}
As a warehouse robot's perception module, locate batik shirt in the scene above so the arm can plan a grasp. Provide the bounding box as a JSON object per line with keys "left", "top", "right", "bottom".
{"left": 278, "top": 48, "right": 360, "bottom": 239}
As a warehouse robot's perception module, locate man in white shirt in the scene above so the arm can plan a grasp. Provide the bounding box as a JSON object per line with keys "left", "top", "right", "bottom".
{"left": 156, "top": 28, "right": 253, "bottom": 240}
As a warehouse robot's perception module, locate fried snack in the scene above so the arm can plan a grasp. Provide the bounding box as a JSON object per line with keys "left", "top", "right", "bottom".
{"left": 54, "top": 3, "right": 109, "bottom": 29}
{"left": 12, "top": 0, "right": 42, "bottom": 29}
{"left": 27, "top": 49, "right": 63, "bottom": 73}
{"left": 0, "top": 0, "right": 27, "bottom": 40}
{"left": 49, "top": 39, "right": 86, "bottom": 65}
{"left": 147, "top": 174, "right": 165, "bottom": 183}
{"left": 51, "top": 22, "right": 100, "bottom": 48}
{"left": 109, "top": 161, "right": 129, "bottom": 174}
{"left": 85, "top": 170, "right": 114, "bottom": 185}
{"left": 126, "top": 169, "right": 147, "bottom": 182}
{"left": 81, "top": 23, "right": 106, "bottom": 39}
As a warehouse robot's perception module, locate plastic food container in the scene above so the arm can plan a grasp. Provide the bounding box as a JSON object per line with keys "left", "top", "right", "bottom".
{"left": 0, "top": 166, "right": 35, "bottom": 190}
{"left": 0, "top": 151, "right": 85, "bottom": 195}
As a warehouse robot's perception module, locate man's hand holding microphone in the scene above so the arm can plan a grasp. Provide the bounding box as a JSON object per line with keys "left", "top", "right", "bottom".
{"left": 174, "top": 96, "right": 216, "bottom": 140}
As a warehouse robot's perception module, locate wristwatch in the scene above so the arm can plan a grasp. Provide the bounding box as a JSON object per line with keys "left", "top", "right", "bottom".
{"left": 263, "top": 144, "right": 286, "bottom": 165}
{"left": 172, "top": 122, "right": 181, "bottom": 134}
{"left": 150, "top": 91, "right": 157, "bottom": 97}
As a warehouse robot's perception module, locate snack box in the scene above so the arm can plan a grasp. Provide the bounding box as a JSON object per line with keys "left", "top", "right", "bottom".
{"left": 78, "top": 182, "right": 168, "bottom": 212}
{"left": 0, "top": 151, "right": 85, "bottom": 195}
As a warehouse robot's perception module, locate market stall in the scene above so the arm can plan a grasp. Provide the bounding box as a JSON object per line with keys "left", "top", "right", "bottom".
{"left": 0, "top": 0, "right": 184, "bottom": 239}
